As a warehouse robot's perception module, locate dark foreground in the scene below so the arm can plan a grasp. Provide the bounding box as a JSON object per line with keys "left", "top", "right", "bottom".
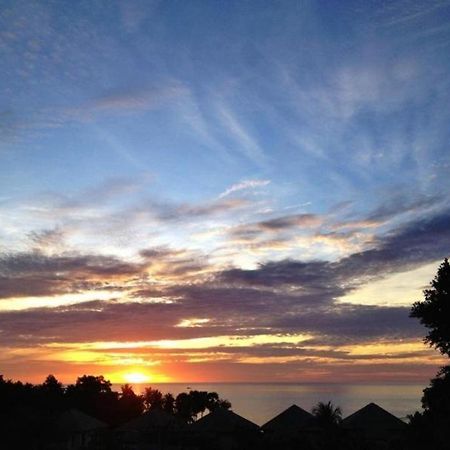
{"left": 2, "top": 371, "right": 450, "bottom": 450}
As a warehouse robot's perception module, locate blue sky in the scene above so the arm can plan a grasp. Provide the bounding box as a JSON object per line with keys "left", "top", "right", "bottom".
{"left": 0, "top": 0, "right": 450, "bottom": 383}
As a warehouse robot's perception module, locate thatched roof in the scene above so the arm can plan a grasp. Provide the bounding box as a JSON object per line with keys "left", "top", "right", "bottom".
{"left": 118, "top": 409, "right": 182, "bottom": 432}
{"left": 57, "top": 409, "right": 107, "bottom": 433}
{"left": 194, "top": 408, "right": 260, "bottom": 433}
{"left": 342, "top": 403, "right": 407, "bottom": 433}
{"left": 262, "top": 404, "right": 314, "bottom": 433}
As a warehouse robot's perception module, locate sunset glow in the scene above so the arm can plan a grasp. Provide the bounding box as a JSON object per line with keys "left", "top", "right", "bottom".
{"left": 122, "top": 372, "right": 151, "bottom": 384}
{"left": 1, "top": 0, "right": 449, "bottom": 386}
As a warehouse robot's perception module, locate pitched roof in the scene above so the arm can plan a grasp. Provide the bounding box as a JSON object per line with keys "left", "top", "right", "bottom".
{"left": 342, "top": 403, "right": 407, "bottom": 431}
{"left": 194, "top": 408, "right": 260, "bottom": 433}
{"left": 57, "top": 409, "right": 107, "bottom": 432}
{"left": 262, "top": 404, "right": 314, "bottom": 432}
{"left": 118, "top": 409, "right": 182, "bottom": 432}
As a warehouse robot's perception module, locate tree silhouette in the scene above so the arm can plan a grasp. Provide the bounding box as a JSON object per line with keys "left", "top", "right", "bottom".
{"left": 421, "top": 366, "right": 450, "bottom": 416}
{"left": 0, "top": 373, "right": 235, "bottom": 448}
{"left": 189, "top": 390, "right": 209, "bottom": 417}
{"left": 118, "top": 384, "right": 144, "bottom": 422}
{"left": 407, "top": 367, "right": 450, "bottom": 450}
{"left": 311, "top": 401, "right": 346, "bottom": 450}
{"left": 175, "top": 392, "right": 193, "bottom": 422}
{"left": 312, "top": 401, "right": 342, "bottom": 427}
{"left": 65, "top": 375, "right": 119, "bottom": 424}
{"left": 70, "top": 375, "right": 113, "bottom": 394}
{"left": 408, "top": 259, "right": 450, "bottom": 450}
{"left": 173, "top": 390, "right": 232, "bottom": 423}
{"left": 410, "top": 258, "right": 450, "bottom": 356}
{"left": 206, "top": 391, "right": 231, "bottom": 412}
{"left": 143, "top": 387, "right": 164, "bottom": 411}
{"left": 42, "top": 374, "right": 63, "bottom": 392}
{"left": 162, "top": 392, "right": 175, "bottom": 414}
{"left": 38, "top": 374, "right": 64, "bottom": 412}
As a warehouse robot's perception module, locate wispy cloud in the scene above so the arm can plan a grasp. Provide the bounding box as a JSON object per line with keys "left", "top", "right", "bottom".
{"left": 1, "top": 0, "right": 450, "bottom": 382}
{"left": 68, "top": 83, "right": 189, "bottom": 119}
{"left": 0, "top": 83, "right": 189, "bottom": 145}
{"left": 379, "top": 0, "right": 450, "bottom": 27}
{"left": 216, "top": 101, "right": 268, "bottom": 166}
{"left": 219, "top": 179, "right": 271, "bottom": 198}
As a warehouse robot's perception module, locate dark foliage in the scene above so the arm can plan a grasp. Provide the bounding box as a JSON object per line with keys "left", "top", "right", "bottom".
{"left": 0, "top": 373, "right": 233, "bottom": 449}
{"left": 410, "top": 258, "right": 450, "bottom": 356}
{"left": 421, "top": 365, "right": 450, "bottom": 415}
{"left": 408, "top": 259, "right": 450, "bottom": 450}
{"left": 311, "top": 400, "right": 342, "bottom": 427}
{"left": 143, "top": 386, "right": 164, "bottom": 411}
{"left": 162, "top": 392, "right": 175, "bottom": 414}
{"left": 173, "top": 389, "right": 231, "bottom": 423}
{"left": 65, "top": 375, "right": 120, "bottom": 424}
{"left": 118, "top": 383, "right": 145, "bottom": 422}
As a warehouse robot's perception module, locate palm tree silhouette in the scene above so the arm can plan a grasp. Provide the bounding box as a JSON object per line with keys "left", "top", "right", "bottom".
{"left": 312, "top": 401, "right": 342, "bottom": 427}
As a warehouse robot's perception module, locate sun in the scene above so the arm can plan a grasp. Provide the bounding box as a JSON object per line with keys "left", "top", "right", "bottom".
{"left": 123, "top": 371, "right": 151, "bottom": 384}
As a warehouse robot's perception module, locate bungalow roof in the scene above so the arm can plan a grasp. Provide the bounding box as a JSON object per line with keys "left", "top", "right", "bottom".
{"left": 262, "top": 404, "right": 314, "bottom": 432}
{"left": 194, "top": 408, "right": 260, "bottom": 433}
{"left": 57, "top": 409, "right": 107, "bottom": 433}
{"left": 118, "top": 409, "right": 182, "bottom": 432}
{"left": 342, "top": 403, "right": 407, "bottom": 432}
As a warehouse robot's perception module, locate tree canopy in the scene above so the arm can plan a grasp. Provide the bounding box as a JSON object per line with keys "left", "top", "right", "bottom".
{"left": 410, "top": 258, "right": 450, "bottom": 356}
{"left": 408, "top": 259, "right": 450, "bottom": 450}
{"left": 0, "top": 374, "right": 233, "bottom": 448}
{"left": 311, "top": 401, "right": 342, "bottom": 427}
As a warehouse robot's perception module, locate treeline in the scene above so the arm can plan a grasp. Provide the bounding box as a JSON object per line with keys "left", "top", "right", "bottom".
{"left": 407, "top": 259, "right": 450, "bottom": 450}
{"left": 0, "top": 373, "right": 231, "bottom": 426}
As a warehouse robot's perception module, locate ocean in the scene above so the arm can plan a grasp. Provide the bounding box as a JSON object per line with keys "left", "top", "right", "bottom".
{"left": 114, "top": 383, "right": 425, "bottom": 425}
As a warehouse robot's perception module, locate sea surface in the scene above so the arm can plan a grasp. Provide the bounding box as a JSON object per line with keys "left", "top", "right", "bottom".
{"left": 113, "top": 383, "right": 424, "bottom": 425}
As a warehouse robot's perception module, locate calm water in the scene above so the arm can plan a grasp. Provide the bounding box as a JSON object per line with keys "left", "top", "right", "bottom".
{"left": 114, "top": 383, "right": 424, "bottom": 425}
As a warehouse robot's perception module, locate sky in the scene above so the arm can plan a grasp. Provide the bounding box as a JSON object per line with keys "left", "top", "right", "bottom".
{"left": 1, "top": 0, "right": 450, "bottom": 384}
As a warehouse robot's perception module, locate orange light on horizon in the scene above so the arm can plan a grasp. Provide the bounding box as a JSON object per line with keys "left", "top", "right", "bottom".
{"left": 103, "top": 369, "right": 172, "bottom": 384}
{"left": 123, "top": 371, "right": 151, "bottom": 384}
